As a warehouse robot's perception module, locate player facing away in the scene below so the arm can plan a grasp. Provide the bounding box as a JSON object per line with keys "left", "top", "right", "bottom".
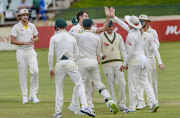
{"left": 99, "top": 20, "right": 128, "bottom": 112}
{"left": 68, "top": 7, "right": 111, "bottom": 115}
{"left": 48, "top": 18, "right": 95, "bottom": 118}
{"left": 10, "top": 9, "right": 40, "bottom": 104}
{"left": 74, "top": 18, "right": 118, "bottom": 114}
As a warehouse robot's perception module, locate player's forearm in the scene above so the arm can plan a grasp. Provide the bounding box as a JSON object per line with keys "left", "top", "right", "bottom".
{"left": 48, "top": 56, "right": 54, "bottom": 70}
{"left": 96, "top": 16, "right": 110, "bottom": 33}
{"left": 33, "top": 35, "right": 39, "bottom": 42}
{"left": 114, "top": 16, "right": 130, "bottom": 32}
{"left": 11, "top": 38, "right": 28, "bottom": 45}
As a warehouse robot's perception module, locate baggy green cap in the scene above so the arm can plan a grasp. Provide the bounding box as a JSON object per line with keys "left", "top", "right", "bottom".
{"left": 55, "top": 18, "right": 67, "bottom": 29}
{"left": 109, "top": 20, "right": 113, "bottom": 26}
{"left": 71, "top": 16, "right": 78, "bottom": 25}
{"left": 83, "top": 19, "right": 94, "bottom": 28}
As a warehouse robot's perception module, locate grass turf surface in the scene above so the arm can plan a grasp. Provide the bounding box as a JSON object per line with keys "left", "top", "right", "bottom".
{"left": 0, "top": 42, "right": 180, "bottom": 118}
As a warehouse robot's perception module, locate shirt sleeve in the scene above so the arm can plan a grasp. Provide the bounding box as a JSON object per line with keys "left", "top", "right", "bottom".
{"left": 149, "top": 35, "right": 162, "bottom": 64}
{"left": 73, "top": 38, "right": 79, "bottom": 62}
{"left": 91, "top": 27, "right": 97, "bottom": 34}
{"left": 48, "top": 36, "right": 55, "bottom": 70}
{"left": 119, "top": 35, "right": 127, "bottom": 60}
{"left": 10, "top": 25, "right": 17, "bottom": 37}
{"left": 33, "top": 25, "right": 38, "bottom": 36}
{"left": 69, "top": 26, "right": 74, "bottom": 35}
{"left": 96, "top": 36, "right": 102, "bottom": 58}
{"left": 114, "top": 16, "right": 130, "bottom": 32}
{"left": 152, "top": 29, "right": 160, "bottom": 49}
{"left": 122, "top": 35, "right": 135, "bottom": 67}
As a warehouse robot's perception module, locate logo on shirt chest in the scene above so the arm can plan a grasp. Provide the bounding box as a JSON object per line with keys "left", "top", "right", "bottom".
{"left": 111, "top": 47, "right": 115, "bottom": 51}
{"left": 20, "top": 28, "right": 24, "bottom": 31}
{"left": 128, "top": 41, "right": 132, "bottom": 45}
{"left": 104, "top": 42, "right": 109, "bottom": 46}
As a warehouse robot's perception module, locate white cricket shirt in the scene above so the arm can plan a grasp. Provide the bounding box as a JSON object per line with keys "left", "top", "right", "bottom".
{"left": 48, "top": 30, "right": 79, "bottom": 70}
{"left": 11, "top": 21, "right": 38, "bottom": 49}
{"left": 74, "top": 30, "right": 101, "bottom": 59}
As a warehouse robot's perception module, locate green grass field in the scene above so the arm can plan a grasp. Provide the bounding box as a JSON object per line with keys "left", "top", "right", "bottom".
{"left": 0, "top": 42, "right": 180, "bottom": 118}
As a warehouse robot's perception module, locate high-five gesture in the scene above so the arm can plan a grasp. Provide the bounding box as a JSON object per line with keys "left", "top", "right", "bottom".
{"left": 105, "top": 6, "right": 110, "bottom": 17}
{"left": 110, "top": 7, "right": 115, "bottom": 18}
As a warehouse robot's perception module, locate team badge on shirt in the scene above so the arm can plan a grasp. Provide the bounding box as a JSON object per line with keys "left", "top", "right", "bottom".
{"left": 111, "top": 47, "right": 115, "bottom": 51}
{"left": 104, "top": 42, "right": 109, "bottom": 46}
{"left": 20, "top": 28, "right": 24, "bottom": 31}
{"left": 78, "top": 28, "right": 84, "bottom": 33}
{"left": 128, "top": 41, "right": 132, "bottom": 45}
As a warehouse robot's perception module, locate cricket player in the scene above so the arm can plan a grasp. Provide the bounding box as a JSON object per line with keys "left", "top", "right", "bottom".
{"left": 48, "top": 18, "right": 95, "bottom": 118}
{"left": 68, "top": 7, "right": 111, "bottom": 114}
{"left": 110, "top": 10, "right": 165, "bottom": 109}
{"left": 137, "top": 14, "right": 161, "bottom": 108}
{"left": 10, "top": 9, "right": 40, "bottom": 104}
{"left": 99, "top": 20, "right": 127, "bottom": 112}
{"left": 74, "top": 18, "right": 118, "bottom": 114}
{"left": 110, "top": 8, "right": 159, "bottom": 113}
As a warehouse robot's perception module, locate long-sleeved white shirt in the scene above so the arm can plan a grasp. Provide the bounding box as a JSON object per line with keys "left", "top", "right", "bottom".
{"left": 114, "top": 16, "right": 163, "bottom": 65}
{"left": 146, "top": 25, "right": 160, "bottom": 49}
{"left": 142, "top": 32, "right": 162, "bottom": 64}
{"left": 123, "top": 28, "right": 144, "bottom": 67}
{"left": 74, "top": 30, "right": 101, "bottom": 59}
{"left": 48, "top": 30, "right": 79, "bottom": 70}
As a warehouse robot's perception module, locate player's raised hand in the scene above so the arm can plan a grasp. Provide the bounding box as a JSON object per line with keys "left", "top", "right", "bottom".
{"left": 159, "top": 64, "right": 165, "bottom": 72}
{"left": 105, "top": 6, "right": 110, "bottom": 17}
{"left": 110, "top": 7, "right": 115, "bottom": 18}
{"left": 49, "top": 70, "right": 55, "bottom": 79}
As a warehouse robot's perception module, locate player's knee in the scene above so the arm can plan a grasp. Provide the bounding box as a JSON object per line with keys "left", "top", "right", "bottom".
{"left": 75, "top": 79, "right": 83, "bottom": 87}
{"left": 98, "top": 87, "right": 106, "bottom": 94}
{"left": 31, "top": 68, "right": 39, "bottom": 75}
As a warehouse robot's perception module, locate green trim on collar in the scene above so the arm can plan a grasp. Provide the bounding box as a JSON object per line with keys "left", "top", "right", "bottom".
{"left": 104, "top": 32, "right": 116, "bottom": 44}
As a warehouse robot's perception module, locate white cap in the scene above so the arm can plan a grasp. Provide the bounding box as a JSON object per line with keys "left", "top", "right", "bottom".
{"left": 125, "top": 15, "right": 142, "bottom": 29}
{"left": 139, "top": 14, "right": 151, "bottom": 22}
{"left": 18, "top": 9, "right": 30, "bottom": 17}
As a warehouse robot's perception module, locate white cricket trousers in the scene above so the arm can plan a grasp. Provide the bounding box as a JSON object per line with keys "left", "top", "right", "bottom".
{"left": 128, "top": 57, "right": 157, "bottom": 111}
{"left": 78, "top": 58, "right": 113, "bottom": 108}
{"left": 16, "top": 48, "right": 39, "bottom": 99}
{"left": 70, "top": 73, "right": 95, "bottom": 109}
{"left": 137, "top": 57, "right": 158, "bottom": 106}
{"left": 54, "top": 60, "right": 87, "bottom": 113}
{"left": 103, "top": 65, "right": 126, "bottom": 107}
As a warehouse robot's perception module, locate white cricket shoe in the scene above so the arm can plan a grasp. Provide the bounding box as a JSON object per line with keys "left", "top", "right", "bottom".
{"left": 136, "top": 103, "right": 146, "bottom": 110}
{"left": 53, "top": 112, "right": 62, "bottom": 118}
{"left": 30, "top": 96, "right": 40, "bottom": 103}
{"left": 68, "top": 104, "right": 84, "bottom": 115}
{"left": 80, "top": 107, "right": 96, "bottom": 117}
{"left": 22, "top": 98, "right": 28, "bottom": 104}
{"left": 120, "top": 106, "right": 128, "bottom": 111}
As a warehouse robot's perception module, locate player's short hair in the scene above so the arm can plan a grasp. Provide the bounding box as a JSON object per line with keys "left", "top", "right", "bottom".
{"left": 77, "top": 10, "right": 88, "bottom": 22}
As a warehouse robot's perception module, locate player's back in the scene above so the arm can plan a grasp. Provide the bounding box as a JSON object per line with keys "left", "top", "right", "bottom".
{"left": 74, "top": 30, "right": 100, "bottom": 59}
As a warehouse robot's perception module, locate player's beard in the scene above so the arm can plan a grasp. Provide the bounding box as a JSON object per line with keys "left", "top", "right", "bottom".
{"left": 143, "top": 23, "right": 147, "bottom": 28}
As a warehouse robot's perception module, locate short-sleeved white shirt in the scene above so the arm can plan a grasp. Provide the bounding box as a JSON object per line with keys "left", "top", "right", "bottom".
{"left": 11, "top": 21, "right": 38, "bottom": 49}
{"left": 69, "top": 23, "right": 97, "bottom": 35}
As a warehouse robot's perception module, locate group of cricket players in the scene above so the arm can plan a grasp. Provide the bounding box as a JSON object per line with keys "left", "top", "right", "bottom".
{"left": 11, "top": 6, "right": 165, "bottom": 118}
